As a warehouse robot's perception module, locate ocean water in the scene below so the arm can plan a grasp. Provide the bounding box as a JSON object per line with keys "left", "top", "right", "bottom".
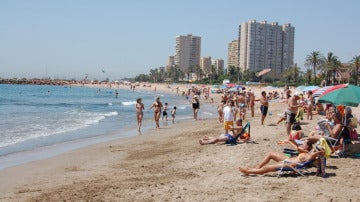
{"left": 0, "top": 84, "right": 217, "bottom": 169}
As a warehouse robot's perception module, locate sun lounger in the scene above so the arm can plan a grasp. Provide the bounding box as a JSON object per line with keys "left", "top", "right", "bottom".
{"left": 225, "top": 122, "right": 250, "bottom": 145}
{"left": 277, "top": 159, "right": 314, "bottom": 177}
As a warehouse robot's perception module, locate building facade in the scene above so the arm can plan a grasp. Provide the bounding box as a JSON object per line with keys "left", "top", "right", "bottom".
{"left": 200, "top": 56, "right": 212, "bottom": 76}
{"left": 227, "top": 40, "right": 239, "bottom": 68}
{"left": 174, "top": 34, "right": 201, "bottom": 73}
{"left": 165, "top": 55, "right": 175, "bottom": 72}
{"left": 237, "top": 20, "right": 295, "bottom": 78}
{"left": 212, "top": 59, "right": 224, "bottom": 74}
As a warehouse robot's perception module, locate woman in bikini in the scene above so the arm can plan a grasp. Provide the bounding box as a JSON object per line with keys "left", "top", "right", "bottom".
{"left": 150, "top": 97, "right": 163, "bottom": 129}
{"left": 135, "top": 98, "right": 144, "bottom": 132}
{"left": 306, "top": 90, "right": 314, "bottom": 120}
{"left": 239, "top": 138, "right": 323, "bottom": 175}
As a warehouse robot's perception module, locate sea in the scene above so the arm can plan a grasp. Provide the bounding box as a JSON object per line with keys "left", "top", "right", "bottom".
{"left": 0, "top": 84, "right": 217, "bottom": 169}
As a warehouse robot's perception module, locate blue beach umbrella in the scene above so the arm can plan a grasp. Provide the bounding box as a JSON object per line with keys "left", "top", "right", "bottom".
{"left": 219, "top": 85, "right": 228, "bottom": 89}
{"left": 303, "top": 86, "right": 319, "bottom": 92}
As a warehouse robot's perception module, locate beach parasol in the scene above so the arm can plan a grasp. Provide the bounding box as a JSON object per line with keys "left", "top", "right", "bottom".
{"left": 226, "top": 83, "right": 236, "bottom": 88}
{"left": 318, "top": 84, "right": 360, "bottom": 107}
{"left": 313, "top": 86, "right": 332, "bottom": 97}
{"left": 320, "top": 84, "right": 347, "bottom": 97}
{"left": 295, "top": 85, "right": 306, "bottom": 91}
{"left": 256, "top": 68, "right": 271, "bottom": 77}
{"left": 302, "top": 85, "right": 319, "bottom": 92}
{"left": 229, "top": 87, "right": 239, "bottom": 92}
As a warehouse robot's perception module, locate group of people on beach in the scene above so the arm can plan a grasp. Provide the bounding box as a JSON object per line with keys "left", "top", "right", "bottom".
{"left": 200, "top": 85, "right": 359, "bottom": 176}
{"left": 133, "top": 84, "right": 208, "bottom": 132}
{"left": 135, "top": 97, "right": 178, "bottom": 132}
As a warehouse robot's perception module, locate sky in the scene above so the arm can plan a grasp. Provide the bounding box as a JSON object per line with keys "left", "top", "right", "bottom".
{"left": 1, "top": 0, "right": 359, "bottom": 80}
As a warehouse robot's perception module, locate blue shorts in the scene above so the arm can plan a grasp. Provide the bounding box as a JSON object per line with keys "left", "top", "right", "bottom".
{"left": 225, "top": 134, "right": 236, "bottom": 144}
{"left": 260, "top": 105, "right": 268, "bottom": 116}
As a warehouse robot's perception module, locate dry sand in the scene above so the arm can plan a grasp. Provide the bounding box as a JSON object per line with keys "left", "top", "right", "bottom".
{"left": 0, "top": 84, "right": 359, "bottom": 201}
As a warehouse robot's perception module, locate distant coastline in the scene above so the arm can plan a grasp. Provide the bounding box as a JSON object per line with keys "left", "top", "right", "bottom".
{"left": 0, "top": 78, "right": 77, "bottom": 86}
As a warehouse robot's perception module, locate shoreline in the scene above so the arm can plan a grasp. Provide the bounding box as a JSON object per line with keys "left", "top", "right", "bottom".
{"left": 1, "top": 84, "right": 359, "bottom": 201}
{"left": 0, "top": 83, "right": 216, "bottom": 170}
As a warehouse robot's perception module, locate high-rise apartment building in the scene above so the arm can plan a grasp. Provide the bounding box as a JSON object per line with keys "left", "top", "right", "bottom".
{"left": 227, "top": 40, "right": 239, "bottom": 68}
{"left": 174, "top": 34, "right": 201, "bottom": 73}
{"left": 200, "top": 56, "right": 212, "bottom": 75}
{"left": 212, "top": 59, "right": 224, "bottom": 74}
{"left": 236, "top": 20, "right": 295, "bottom": 77}
{"left": 166, "top": 55, "right": 175, "bottom": 72}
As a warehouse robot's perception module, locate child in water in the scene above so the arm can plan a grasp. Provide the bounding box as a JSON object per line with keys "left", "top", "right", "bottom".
{"left": 162, "top": 102, "right": 168, "bottom": 121}
{"left": 171, "top": 106, "right": 177, "bottom": 123}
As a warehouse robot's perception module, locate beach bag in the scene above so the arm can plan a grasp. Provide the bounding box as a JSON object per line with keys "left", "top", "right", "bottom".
{"left": 316, "top": 156, "right": 326, "bottom": 177}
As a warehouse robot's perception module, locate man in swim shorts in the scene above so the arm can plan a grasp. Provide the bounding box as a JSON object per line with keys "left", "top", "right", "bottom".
{"left": 258, "top": 91, "right": 269, "bottom": 125}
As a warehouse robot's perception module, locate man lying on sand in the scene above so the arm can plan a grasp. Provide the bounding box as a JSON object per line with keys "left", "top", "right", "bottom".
{"left": 199, "top": 118, "right": 244, "bottom": 145}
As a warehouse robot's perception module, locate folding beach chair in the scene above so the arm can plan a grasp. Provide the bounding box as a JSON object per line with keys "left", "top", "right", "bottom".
{"left": 225, "top": 122, "right": 250, "bottom": 145}
{"left": 323, "top": 127, "right": 347, "bottom": 158}
{"left": 277, "top": 159, "right": 314, "bottom": 177}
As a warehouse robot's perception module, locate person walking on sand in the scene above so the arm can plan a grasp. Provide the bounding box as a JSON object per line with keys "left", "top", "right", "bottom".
{"left": 217, "top": 101, "right": 225, "bottom": 123}
{"left": 150, "top": 96, "right": 163, "bottom": 129}
{"left": 135, "top": 98, "right": 144, "bottom": 132}
{"left": 171, "top": 106, "right": 177, "bottom": 123}
{"left": 257, "top": 91, "right": 269, "bottom": 125}
{"left": 192, "top": 94, "right": 200, "bottom": 120}
{"left": 249, "top": 92, "right": 255, "bottom": 117}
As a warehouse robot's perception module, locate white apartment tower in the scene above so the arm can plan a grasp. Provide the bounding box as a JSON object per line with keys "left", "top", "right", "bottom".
{"left": 237, "top": 20, "right": 295, "bottom": 77}
{"left": 175, "top": 34, "right": 201, "bottom": 73}
{"left": 227, "top": 40, "right": 239, "bottom": 68}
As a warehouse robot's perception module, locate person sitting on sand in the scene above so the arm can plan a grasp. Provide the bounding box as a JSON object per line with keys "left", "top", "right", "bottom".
{"left": 239, "top": 139, "right": 324, "bottom": 175}
{"left": 199, "top": 118, "right": 244, "bottom": 145}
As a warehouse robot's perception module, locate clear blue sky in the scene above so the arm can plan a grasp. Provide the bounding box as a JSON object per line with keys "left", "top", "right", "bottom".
{"left": 1, "top": 0, "right": 359, "bottom": 80}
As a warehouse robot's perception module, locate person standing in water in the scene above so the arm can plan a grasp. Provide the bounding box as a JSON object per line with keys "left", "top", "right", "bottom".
{"left": 171, "top": 106, "right": 177, "bottom": 123}
{"left": 162, "top": 102, "right": 169, "bottom": 121}
{"left": 192, "top": 95, "right": 200, "bottom": 120}
{"left": 150, "top": 96, "right": 163, "bottom": 129}
{"left": 135, "top": 98, "right": 144, "bottom": 132}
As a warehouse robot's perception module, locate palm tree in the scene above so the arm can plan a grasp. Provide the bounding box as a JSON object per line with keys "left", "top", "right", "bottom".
{"left": 350, "top": 55, "right": 360, "bottom": 85}
{"left": 305, "top": 51, "right": 324, "bottom": 84}
{"left": 304, "top": 68, "right": 313, "bottom": 85}
{"left": 322, "top": 52, "right": 341, "bottom": 85}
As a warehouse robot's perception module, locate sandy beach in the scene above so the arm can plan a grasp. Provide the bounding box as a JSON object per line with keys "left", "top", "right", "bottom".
{"left": 0, "top": 84, "right": 359, "bottom": 201}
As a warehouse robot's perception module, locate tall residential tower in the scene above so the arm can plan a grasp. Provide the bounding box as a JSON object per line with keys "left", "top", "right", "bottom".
{"left": 234, "top": 20, "right": 295, "bottom": 78}
{"left": 174, "top": 34, "right": 201, "bottom": 73}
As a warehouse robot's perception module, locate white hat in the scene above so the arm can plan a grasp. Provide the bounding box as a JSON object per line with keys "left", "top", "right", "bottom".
{"left": 294, "top": 91, "right": 301, "bottom": 97}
